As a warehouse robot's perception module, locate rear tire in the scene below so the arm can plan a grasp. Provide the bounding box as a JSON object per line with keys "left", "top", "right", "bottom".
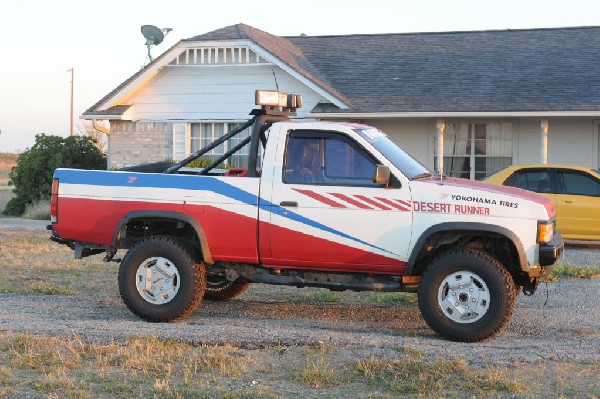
{"left": 118, "top": 236, "right": 206, "bottom": 322}
{"left": 418, "top": 248, "right": 516, "bottom": 342}
{"left": 204, "top": 274, "right": 250, "bottom": 301}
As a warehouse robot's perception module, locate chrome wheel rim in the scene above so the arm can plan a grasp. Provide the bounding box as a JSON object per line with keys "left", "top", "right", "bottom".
{"left": 438, "top": 271, "right": 490, "bottom": 324}
{"left": 136, "top": 257, "right": 180, "bottom": 304}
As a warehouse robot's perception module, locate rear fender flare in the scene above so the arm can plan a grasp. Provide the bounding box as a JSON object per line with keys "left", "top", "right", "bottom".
{"left": 112, "top": 210, "right": 213, "bottom": 264}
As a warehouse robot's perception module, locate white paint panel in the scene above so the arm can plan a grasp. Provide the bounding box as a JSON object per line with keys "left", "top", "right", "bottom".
{"left": 128, "top": 64, "right": 326, "bottom": 120}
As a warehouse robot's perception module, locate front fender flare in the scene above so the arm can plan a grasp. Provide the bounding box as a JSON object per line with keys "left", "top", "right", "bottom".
{"left": 406, "top": 222, "right": 529, "bottom": 275}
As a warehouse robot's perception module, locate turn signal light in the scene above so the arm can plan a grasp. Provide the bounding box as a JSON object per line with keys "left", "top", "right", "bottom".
{"left": 51, "top": 178, "right": 59, "bottom": 223}
{"left": 537, "top": 220, "right": 554, "bottom": 243}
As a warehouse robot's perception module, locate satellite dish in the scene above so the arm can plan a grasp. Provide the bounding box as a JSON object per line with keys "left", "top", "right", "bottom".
{"left": 141, "top": 25, "right": 173, "bottom": 65}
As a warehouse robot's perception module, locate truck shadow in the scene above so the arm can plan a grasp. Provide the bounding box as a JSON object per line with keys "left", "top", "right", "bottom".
{"left": 191, "top": 299, "right": 431, "bottom": 337}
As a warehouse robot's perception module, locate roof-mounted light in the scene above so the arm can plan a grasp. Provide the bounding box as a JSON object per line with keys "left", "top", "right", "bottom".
{"left": 255, "top": 90, "right": 302, "bottom": 113}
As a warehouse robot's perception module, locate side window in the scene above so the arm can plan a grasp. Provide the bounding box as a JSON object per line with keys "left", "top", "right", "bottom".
{"left": 557, "top": 171, "right": 600, "bottom": 196}
{"left": 504, "top": 171, "right": 552, "bottom": 193}
{"left": 283, "top": 132, "right": 379, "bottom": 186}
{"left": 325, "top": 137, "right": 376, "bottom": 182}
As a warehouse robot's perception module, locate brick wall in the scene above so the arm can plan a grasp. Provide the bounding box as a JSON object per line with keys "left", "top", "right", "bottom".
{"left": 108, "top": 121, "right": 173, "bottom": 169}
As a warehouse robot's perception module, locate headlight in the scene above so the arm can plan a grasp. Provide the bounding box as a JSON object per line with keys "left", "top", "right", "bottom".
{"left": 537, "top": 220, "right": 555, "bottom": 244}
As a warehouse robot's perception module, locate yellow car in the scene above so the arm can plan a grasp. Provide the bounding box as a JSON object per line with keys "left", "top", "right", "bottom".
{"left": 484, "top": 164, "right": 600, "bottom": 241}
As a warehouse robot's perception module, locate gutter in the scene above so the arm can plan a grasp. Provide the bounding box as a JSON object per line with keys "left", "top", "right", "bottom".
{"left": 309, "top": 111, "right": 600, "bottom": 119}
{"left": 92, "top": 120, "right": 110, "bottom": 135}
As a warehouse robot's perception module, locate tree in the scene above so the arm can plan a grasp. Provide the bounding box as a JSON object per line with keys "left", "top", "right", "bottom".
{"left": 76, "top": 121, "right": 107, "bottom": 153}
{"left": 4, "top": 134, "right": 106, "bottom": 216}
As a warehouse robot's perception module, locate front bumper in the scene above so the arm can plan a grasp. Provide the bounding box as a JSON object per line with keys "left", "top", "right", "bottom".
{"left": 539, "top": 232, "right": 564, "bottom": 267}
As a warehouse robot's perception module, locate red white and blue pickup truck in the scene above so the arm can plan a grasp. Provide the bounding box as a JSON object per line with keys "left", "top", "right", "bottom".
{"left": 50, "top": 90, "right": 563, "bottom": 342}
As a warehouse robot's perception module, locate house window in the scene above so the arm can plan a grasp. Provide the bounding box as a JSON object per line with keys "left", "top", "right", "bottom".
{"left": 434, "top": 123, "right": 514, "bottom": 180}
{"left": 190, "top": 122, "right": 253, "bottom": 168}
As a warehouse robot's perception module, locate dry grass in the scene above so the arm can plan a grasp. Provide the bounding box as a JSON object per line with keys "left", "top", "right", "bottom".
{"left": 0, "top": 231, "right": 117, "bottom": 296}
{"left": 22, "top": 199, "right": 51, "bottom": 220}
{"left": 0, "top": 333, "right": 253, "bottom": 398}
{"left": 3, "top": 331, "right": 595, "bottom": 398}
{"left": 354, "top": 356, "right": 526, "bottom": 395}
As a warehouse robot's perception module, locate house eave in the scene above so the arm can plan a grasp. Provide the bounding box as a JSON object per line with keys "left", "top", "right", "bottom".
{"left": 309, "top": 111, "right": 600, "bottom": 119}
{"left": 80, "top": 114, "right": 129, "bottom": 121}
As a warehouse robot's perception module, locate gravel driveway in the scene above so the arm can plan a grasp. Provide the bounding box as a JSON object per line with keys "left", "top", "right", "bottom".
{"left": 1, "top": 217, "right": 599, "bottom": 367}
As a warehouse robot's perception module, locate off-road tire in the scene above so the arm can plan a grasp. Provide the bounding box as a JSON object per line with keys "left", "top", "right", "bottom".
{"left": 118, "top": 236, "right": 206, "bottom": 322}
{"left": 418, "top": 248, "right": 516, "bottom": 342}
{"left": 204, "top": 275, "right": 250, "bottom": 301}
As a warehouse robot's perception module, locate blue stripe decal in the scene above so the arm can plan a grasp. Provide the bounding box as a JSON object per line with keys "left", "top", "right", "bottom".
{"left": 55, "top": 169, "right": 398, "bottom": 257}
{"left": 55, "top": 169, "right": 259, "bottom": 205}
{"left": 259, "top": 201, "right": 398, "bottom": 257}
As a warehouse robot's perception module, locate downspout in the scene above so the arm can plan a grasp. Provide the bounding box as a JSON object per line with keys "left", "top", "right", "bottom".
{"left": 93, "top": 119, "right": 111, "bottom": 170}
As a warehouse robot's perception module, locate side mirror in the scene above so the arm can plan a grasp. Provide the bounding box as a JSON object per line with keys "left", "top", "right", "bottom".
{"left": 374, "top": 164, "right": 391, "bottom": 186}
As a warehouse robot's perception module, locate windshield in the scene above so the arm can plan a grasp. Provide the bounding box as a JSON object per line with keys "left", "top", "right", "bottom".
{"left": 354, "top": 128, "right": 432, "bottom": 179}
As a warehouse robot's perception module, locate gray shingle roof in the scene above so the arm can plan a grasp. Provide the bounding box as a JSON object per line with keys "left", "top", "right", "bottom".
{"left": 84, "top": 105, "right": 132, "bottom": 117}
{"left": 284, "top": 26, "right": 600, "bottom": 113}
{"left": 85, "top": 24, "right": 600, "bottom": 116}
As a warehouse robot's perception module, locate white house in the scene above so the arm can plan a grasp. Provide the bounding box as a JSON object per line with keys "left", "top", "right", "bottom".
{"left": 82, "top": 24, "right": 600, "bottom": 177}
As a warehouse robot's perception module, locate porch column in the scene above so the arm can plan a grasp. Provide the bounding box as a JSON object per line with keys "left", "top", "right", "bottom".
{"left": 436, "top": 119, "right": 446, "bottom": 175}
{"left": 540, "top": 119, "right": 548, "bottom": 164}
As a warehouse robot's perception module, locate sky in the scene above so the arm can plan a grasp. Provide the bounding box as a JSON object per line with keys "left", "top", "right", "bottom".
{"left": 0, "top": 0, "right": 599, "bottom": 152}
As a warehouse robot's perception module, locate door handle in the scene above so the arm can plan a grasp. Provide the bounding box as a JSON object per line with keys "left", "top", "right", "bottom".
{"left": 280, "top": 201, "right": 298, "bottom": 207}
{"left": 564, "top": 200, "right": 574, "bottom": 204}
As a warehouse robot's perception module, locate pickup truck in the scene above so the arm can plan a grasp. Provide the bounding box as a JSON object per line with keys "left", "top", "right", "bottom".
{"left": 50, "top": 90, "right": 563, "bottom": 342}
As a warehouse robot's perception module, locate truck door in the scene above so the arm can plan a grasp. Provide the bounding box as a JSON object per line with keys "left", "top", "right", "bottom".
{"left": 259, "top": 128, "right": 412, "bottom": 274}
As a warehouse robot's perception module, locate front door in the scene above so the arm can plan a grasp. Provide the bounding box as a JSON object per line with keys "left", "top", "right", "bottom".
{"left": 555, "top": 168, "right": 600, "bottom": 239}
{"left": 260, "top": 128, "right": 412, "bottom": 274}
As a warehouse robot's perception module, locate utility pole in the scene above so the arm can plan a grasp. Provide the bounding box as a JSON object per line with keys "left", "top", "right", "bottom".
{"left": 68, "top": 68, "right": 74, "bottom": 136}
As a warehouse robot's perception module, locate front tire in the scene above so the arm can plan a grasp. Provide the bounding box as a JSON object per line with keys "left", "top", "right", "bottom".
{"left": 118, "top": 237, "right": 206, "bottom": 322}
{"left": 418, "top": 248, "right": 516, "bottom": 342}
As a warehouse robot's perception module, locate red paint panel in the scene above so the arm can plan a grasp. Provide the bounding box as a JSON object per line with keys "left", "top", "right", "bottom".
{"left": 354, "top": 195, "right": 391, "bottom": 210}
{"left": 264, "top": 221, "right": 406, "bottom": 274}
{"left": 329, "top": 193, "right": 373, "bottom": 209}
{"left": 194, "top": 205, "right": 259, "bottom": 262}
{"left": 53, "top": 198, "right": 259, "bottom": 263}
{"left": 294, "top": 189, "right": 347, "bottom": 208}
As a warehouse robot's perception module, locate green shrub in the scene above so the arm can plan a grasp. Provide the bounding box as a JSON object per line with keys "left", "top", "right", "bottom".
{"left": 184, "top": 156, "right": 227, "bottom": 169}
{"left": 3, "top": 134, "right": 106, "bottom": 216}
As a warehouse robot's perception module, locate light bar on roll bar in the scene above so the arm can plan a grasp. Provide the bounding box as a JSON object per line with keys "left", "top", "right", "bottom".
{"left": 255, "top": 90, "right": 302, "bottom": 113}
